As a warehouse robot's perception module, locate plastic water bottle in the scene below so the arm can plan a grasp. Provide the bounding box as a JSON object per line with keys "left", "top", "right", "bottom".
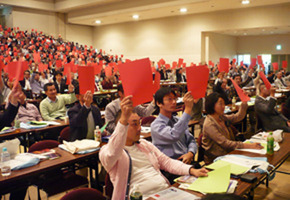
{"left": 232, "top": 96, "right": 236, "bottom": 110}
{"left": 267, "top": 132, "right": 274, "bottom": 155}
{"left": 130, "top": 184, "right": 143, "bottom": 200}
{"left": 1, "top": 147, "right": 11, "bottom": 176}
{"left": 94, "top": 126, "right": 102, "bottom": 143}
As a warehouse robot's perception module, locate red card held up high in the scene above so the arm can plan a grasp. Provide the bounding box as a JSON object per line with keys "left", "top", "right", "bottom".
{"left": 78, "top": 66, "right": 95, "bottom": 94}
{"left": 282, "top": 61, "right": 288, "bottom": 69}
{"left": 272, "top": 62, "right": 279, "bottom": 71}
{"left": 257, "top": 55, "right": 263, "bottom": 65}
{"left": 118, "top": 58, "right": 154, "bottom": 107}
{"left": 178, "top": 58, "right": 183, "bottom": 68}
{"left": 230, "top": 78, "right": 250, "bottom": 102}
{"left": 219, "top": 58, "right": 229, "bottom": 73}
{"left": 259, "top": 71, "right": 271, "bottom": 90}
{"left": 186, "top": 65, "right": 209, "bottom": 99}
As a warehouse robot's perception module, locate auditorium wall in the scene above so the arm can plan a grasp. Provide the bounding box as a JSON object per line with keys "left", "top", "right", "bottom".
{"left": 93, "top": 3, "right": 290, "bottom": 64}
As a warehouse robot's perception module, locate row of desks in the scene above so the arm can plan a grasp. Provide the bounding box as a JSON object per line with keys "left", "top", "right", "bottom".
{"left": 1, "top": 132, "right": 288, "bottom": 198}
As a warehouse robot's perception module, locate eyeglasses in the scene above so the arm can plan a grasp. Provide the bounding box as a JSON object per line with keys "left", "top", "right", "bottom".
{"left": 129, "top": 120, "right": 141, "bottom": 127}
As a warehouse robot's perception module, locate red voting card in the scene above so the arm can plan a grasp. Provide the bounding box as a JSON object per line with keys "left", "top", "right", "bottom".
{"left": 251, "top": 58, "right": 257, "bottom": 67}
{"left": 93, "top": 63, "right": 102, "bottom": 75}
{"left": 118, "top": 58, "right": 154, "bottom": 106}
{"left": 172, "top": 61, "right": 177, "bottom": 69}
{"left": 78, "top": 66, "right": 95, "bottom": 94}
{"left": 153, "top": 71, "right": 161, "bottom": 93}
{"left": 282, "top": 61, "right": 288, "bottom": 69}
{"left": 13, "top": 61, "right": 22, "bottom": 88}
{"left": 165, "top": 64, "right": 170, "bottom": 69}
{"left": 65, "top": 66, "right": 72, "bottom": 85}
{"left": 7, "top": 61, "right": 28, "bottom": 81}
{"left": 113, "top": 63, "right": 119, "bottom": 73}
{"left": 219, "top": 58, "right": 229, "bottom": 73}
{"left": 178, "top": 58, "right": 183, "bottom": 68}
{"left": 272, "top": 62, "right": 279, "bottom": 71}
{"left": 186, "top": 65, "right": 209, "bottom": 99}
{"left": 105, "top": 65, "right": 112, "bottom": 77}
{"left": 257, "top": 55, "right": 263, "bottom": 65}
{"left": 230, "top": 78, "right": 250, "bottom": 102}
{"left": 63, "top": 63, "right": 72, "bottom": 77}
{"left": 33, "top": 52, "right": 41, "bottom": 64}
{"left": 232, "top": 58, "right": 236, "bottom": 65}
{"left": 56, "top": 60, "right": 62, "bottom": 68}
{"left": 259, "top": 71, "right": 271, "bottom": 90}
{"left": 151, "top": 66, "right": 156, "bottom": 73}
{"left": 159, "top": 59, "right": 166, "bottom": 65}
{"left": 182, "top": 63, "right": 186, "bottom": 68}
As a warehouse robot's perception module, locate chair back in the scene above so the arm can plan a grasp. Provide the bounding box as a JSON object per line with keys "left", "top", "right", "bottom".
{"left": 255, "top": 113, "right": 264, "bottom": 132}
{"left": 141, "top": 116, "right": 156, "bottom": 126}
{"left": 105, "top": 173, "right": 114, "bottom": 199}
{"left": 197, "top": 133, "right": 204, "bottom": 163}
{"left": 59, "top": 126, "right": 71, "bottom": 143}
{"left": 281, "top": 103, "right": 290, "bottom": 119}
{"left": 60, "top": 188, "right": 106, "bottom": 200}
{"left": 28, "top": 140, "right": 60, "bottom": 152}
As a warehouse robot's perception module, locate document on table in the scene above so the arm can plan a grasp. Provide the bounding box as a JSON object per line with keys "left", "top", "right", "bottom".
{"left": 188, "top": 165, "right": 231, "bottom": 193}
{"left": 147, "top": 187, "right": 200, "bottom": 200}
{"left": 206, "top": 160, "right": 250, "bottom": 175}
{"left": 237, "top": 139, "right": 280, "bottom": 155}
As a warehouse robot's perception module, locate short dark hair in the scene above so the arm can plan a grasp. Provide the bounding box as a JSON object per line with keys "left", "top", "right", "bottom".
{"left": 258, "top": 83, "right": 265, "bottom": 92}
{"left": 202, "top": 194, "right": 245, "bottom": 200}
{"left": 34, "top": 71, "right": 40, "bottom": 75}
{"left": 205, "top": 92, "right": 222, "bottom": 114}
{"left": 117, "top": 84, "right": 124, "bottom": 93}
{"left": 233, "top": 74, "right": 241, "bottom": 80}
{"left": 44, "top": 82, "right": 55, "bottom": 91}
{"left": 24, "top": 70, "right": 30, "bottom": 74}
{"left": 55, "top": 71, "right": 63, "bottom": 77}
{"left": 154, "top": 87, "right": 176, "bottom": 107}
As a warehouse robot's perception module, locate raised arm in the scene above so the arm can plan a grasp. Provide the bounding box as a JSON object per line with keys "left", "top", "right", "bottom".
{"left": 100, "top": 95, "right": 133, "bottom": 171}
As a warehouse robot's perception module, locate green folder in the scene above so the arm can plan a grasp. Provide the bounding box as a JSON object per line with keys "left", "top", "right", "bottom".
{"left": 30, "top": 121, "right": 48, "bottom": 125}
{"left": 206, "top": 160, "right": 250, "bottom": 175}
{"left": 100, "top": 122, "right": 108, "bottom": 133}
{"left": 188, "top": 165, "right": 231, "bottom": 193}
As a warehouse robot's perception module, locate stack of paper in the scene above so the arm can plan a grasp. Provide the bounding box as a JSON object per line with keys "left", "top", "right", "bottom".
{"left": 206, "top": 160, "right": 250, "bottom": 175}
{"left": 148, "top": 187, "right": 200, "bottom": 200}
{"left": 187, "top": 165, "right": 231, "bottom": 193}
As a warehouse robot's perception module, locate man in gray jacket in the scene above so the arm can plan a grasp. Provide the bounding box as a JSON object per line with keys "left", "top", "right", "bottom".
{"left": 255, "top": 83, "right": 290, "bottom": 132}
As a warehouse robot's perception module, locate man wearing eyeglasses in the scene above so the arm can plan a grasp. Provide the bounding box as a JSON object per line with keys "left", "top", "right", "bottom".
{"left": 99, "top": 95, "right": 208, "bottom": 199}
{"left": 151, "top": 87, "right": 198, "bottom": 183}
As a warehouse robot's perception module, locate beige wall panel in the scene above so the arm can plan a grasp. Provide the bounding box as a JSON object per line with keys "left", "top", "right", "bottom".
{"left": 65, "top": 24, "right": 93, "bottom": 46}
{"left": 237, "top": 34, "right": 290, "bottom": 57}
{"left": 93, "top": 4, "right": 290, "bottom": 63}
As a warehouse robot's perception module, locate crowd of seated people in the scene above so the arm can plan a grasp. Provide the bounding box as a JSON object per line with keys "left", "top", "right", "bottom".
{"left": 1, "top": 26, "right": 290, "bottom": 200}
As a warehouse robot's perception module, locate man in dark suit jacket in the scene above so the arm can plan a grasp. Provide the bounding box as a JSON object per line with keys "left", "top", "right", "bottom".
{"left": 68, "top": 90, "right": 103, "bottom": 141}
{"left": 255, "top": 83, "right": 290, "bottom": 132}
{"left": 53, "top": 71, "right": 67, "bottom": 94}
{"left": 0, "top": 85, "right": 21, "bottom": 130}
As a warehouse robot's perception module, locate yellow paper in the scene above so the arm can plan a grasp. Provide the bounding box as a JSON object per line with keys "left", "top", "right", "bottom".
{"left": 206, "top": 160, "right": 250, "bottom": 175}
{"left": 188, "top": 165, "right": 230, "bottom": 193}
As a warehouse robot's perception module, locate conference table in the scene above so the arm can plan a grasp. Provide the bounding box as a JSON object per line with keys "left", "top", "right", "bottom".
{"left": 0, "top": 147, "right": 100, "bottom": 196}
{"left": 0, "top": 120, "right": 69, "bottom": 152}
{"left": 171, "top": 133, "right": 290, "bottom": 199}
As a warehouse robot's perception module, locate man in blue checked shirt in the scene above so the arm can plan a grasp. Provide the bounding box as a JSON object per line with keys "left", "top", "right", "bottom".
{"left": 151, "top": 87, "right": 198, "bottom": 183}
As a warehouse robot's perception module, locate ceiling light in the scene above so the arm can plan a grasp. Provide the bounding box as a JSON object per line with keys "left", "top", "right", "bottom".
{"left": 276, "top": 44, "right": 282, "bottom": 50}
{"left": 241, "top": 0, "right": 250, "bottom": 5}
{"left": 243, "top": 32, "right": 247, "bottom": 35}
{"left": 180, "top": 8, "right": 187, "bottom": 13}
{"left": 132, "top": 15, "right": 139, "bottom": 19}
{"left": 95, "top": 20, "right": 101, "bottom": 24}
